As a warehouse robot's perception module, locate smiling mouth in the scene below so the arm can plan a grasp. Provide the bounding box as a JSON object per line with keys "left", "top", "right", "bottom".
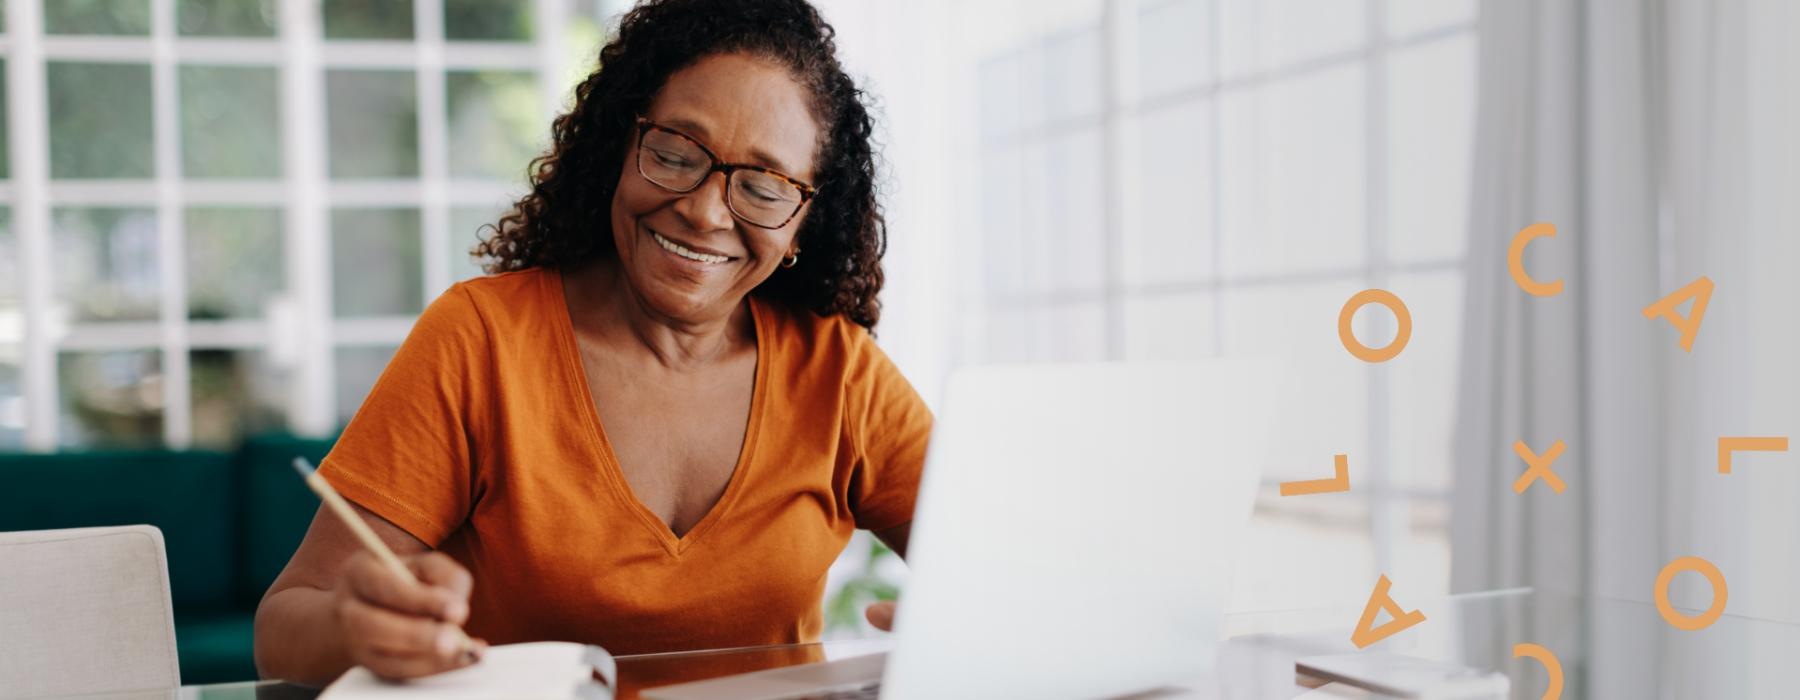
{"left": 649, "top": 228, "right": 736, "bottom": 264}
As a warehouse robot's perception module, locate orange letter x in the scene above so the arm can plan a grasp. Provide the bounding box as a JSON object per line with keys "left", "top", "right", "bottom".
{"left": 1513, "top": 440, "right": 1567, "bottom": 494}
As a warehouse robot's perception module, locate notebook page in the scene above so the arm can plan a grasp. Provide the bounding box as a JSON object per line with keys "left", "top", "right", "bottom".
{"left": 319, "top": 641, "right": 615, "bottom": 700}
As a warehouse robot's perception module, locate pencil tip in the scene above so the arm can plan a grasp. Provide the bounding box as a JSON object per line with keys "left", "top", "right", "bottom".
{"left": 291, "top": 457, "right": 316, "bottom": 478}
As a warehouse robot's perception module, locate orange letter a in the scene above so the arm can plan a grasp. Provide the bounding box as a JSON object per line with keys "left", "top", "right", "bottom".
{"left": 1642, "top": 276, "right": 1714, "bottom": 352}
{"left": 1351, "top": 575, "right": 1428, "bottom": 648}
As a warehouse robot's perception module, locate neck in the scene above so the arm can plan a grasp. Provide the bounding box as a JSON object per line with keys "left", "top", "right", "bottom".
{"left": 574, "top": 260, "right": 751, "bottom": 371}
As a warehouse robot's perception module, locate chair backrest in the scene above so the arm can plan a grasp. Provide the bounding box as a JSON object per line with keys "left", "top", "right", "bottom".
{"left": 0, "top": 525, "right": 182, "bottom": 698}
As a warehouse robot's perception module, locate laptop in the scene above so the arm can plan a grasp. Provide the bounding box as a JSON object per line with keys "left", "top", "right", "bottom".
{"left": 643, "top": 361, "right": 1285, "bottom": 700}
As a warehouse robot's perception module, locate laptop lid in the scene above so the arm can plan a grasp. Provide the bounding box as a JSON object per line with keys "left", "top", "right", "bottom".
{"left": 882, "top": 360, "right": 1285, "bottom": 700}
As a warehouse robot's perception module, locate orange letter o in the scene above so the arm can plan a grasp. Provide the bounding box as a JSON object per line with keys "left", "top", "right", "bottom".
{"left": 1654, "top": 556, "right": 1728, "bottom": 631}
{"left": 1338, "top": 289, "right": 1412, "bottom": 363}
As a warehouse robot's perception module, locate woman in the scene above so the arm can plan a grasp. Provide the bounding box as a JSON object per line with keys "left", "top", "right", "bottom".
{"left": 252, "top": 0, "right": 929, "bottom": 685}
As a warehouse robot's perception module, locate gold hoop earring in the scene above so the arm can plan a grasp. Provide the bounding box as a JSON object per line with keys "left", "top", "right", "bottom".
{"left": 781, "top": 251, "right": 800, "bottom": 268}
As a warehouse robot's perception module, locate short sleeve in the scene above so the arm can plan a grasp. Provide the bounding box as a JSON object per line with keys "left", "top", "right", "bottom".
{"left": 318, "top": 283, "right": 491, "bottom": 547}
{"left": 842, "top": 331, "right": 934, "bottom": 532}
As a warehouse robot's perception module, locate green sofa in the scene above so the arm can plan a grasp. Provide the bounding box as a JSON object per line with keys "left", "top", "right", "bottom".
{"left": 0, "top": 433, "right": 335, "bottom": 684}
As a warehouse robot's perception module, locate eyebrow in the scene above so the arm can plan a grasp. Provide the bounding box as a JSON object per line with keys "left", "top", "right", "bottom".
{"left": 660, "top": 116, "right": 808, "bottom": 178}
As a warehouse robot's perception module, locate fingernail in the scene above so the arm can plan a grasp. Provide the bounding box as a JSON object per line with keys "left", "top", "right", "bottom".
{"left": 437, "top": 629, "right": 458, "bottom": 657}
{"left": 445, "top": 600, "right": 468, "bottom": 620}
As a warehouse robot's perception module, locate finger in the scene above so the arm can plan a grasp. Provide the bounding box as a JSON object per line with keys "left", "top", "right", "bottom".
{"left": 408, "top": 552, "right": 474, "bottom": 623}
{"left": 340, "top": 593, "right": 469, "bottom": 661}
{"left": 363, "top": 642, "right": 483, "bottom": 681}
{"left": 864, "top": 601, "right": 897, "bottom": 631}
{"left": 345, "top": 551, "right": 463, "bottom": 621}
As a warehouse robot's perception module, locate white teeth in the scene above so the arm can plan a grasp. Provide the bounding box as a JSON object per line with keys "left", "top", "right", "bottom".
{"left": 651, "top": 230, "right": 730, "bottom": 264}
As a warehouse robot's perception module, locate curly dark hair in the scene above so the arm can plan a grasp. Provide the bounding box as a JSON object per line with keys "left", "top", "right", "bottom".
{"left": 473, "top": 0, "right": 887, "bottom": 328}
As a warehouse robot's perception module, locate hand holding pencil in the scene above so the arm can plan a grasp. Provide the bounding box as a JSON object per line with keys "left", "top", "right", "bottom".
{"left": 293, "top": 458, "right": 487, "bottom": 680}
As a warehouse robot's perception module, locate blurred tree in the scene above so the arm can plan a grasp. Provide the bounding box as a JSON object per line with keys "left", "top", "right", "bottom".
{"left": 185, "top": 207, "right": 284, "bottom": 320}
{"left": 48, "top": 62, "right": 154, "bottom": 179}
{"left": 181, "top": 66, "right": 283, "bottom": 178}
{"left": 825, "top": 536, "right": 901, "bottom": 634}
{"left": 322, "top": 0, "right": 414, "bottom": 40}
{"left": 445, "top": 0, "right": 531, "bottom": 41}
{"left": 44, "top": 0, "right": 151, "bottom": 35}
{"left": 178, "top": 0, "right": 278, "bottom": 37}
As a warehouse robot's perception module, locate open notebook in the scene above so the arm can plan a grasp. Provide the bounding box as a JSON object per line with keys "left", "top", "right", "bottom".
{"left": 319, "top": 642, "right": 618, "bottom": 700}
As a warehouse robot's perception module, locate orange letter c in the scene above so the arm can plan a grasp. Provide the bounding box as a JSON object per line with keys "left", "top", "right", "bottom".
{"left": 1509, "top": 223, "right": 1564, "bottom": 297}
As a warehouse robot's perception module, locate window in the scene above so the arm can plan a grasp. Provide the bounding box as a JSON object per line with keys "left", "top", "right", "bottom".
{"left": 969, "top": 0, "right": 1477, "bottom": 606}
{"left": 3, "top": 0, "right": 612, "bottom": 450}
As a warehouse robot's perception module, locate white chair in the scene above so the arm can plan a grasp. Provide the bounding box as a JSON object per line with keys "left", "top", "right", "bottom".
{"left": 0, "top": 525, "right": 181, "bottom": 698}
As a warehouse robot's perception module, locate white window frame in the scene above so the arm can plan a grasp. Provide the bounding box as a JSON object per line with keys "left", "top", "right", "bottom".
{"left": 973, "top": 0, "right": 1476, "bottom": 573}
{"left": 7, "top": 0, "right": 586, "bottom": 451}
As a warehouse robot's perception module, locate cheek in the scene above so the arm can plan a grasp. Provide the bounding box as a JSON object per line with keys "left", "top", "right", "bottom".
{"left": 610, "top": 173, "right": 660, "bottom": 240}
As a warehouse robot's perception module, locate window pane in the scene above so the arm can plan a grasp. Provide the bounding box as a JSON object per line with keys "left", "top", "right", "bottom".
{"left": 181, "top": 65, "right": 283, "bottom": 178}
{"left": 983, "top": 307, "right": 1036, "bottom": 364}
{"left": 178, "top": 0, "right": 278, "bottom": 36}
{"left": 1220, "top": 279, "right": 1369, "bottom": 481}
{"left": 49, "top": 62, "right": 154, "bottom": 179}
{"left": 1219, "top": 0, "right": 1366, "bottom": 80}
{"left": 1135, "top": 0, "right": 1212, "bottom": 103}
{"left": 444, "top": 0, "right": 531, "bottom": 41}
{"left": 449, "top": 205, "right": 500, "bottom": 283}
{"left": 191, "top": 349, "right": 287, "bottom": 448}
{"left": 1044, "top": 301, "right": 1108, "bottom": 361}
{"left": 0, "top": 344, "right": 19, "bottom": 448}
{"left": 1387, "top": 0, "right": 1474, "bottom": 38}
{"left": 984, "top": 302, "right": 1105, "bottom": 364}
{"left": 322, "top": 0, "right": 413, "bottom": 40}
{"left": 1218, "top": 64, "right": 1365, "bottom": 279}
{"left": 977, "top": 52, "right": 1025, "bottom": 141}
{"left": 1017, "top": 142, "right": 1052, "bottom": 295}
{"left": 1126, "top": 99, "right": 1215, "bottom": 287}
{"left": 1387, "top": 269, "right": 1462, "bottom": 493}
{"left": 332, "top": 208, "right": 422, "bottom": 317}
{"left": 445, "top": 70, "right": 542, "bottom": 179}
{"left": 59, "top": 350, "right": 163, "bottom": 448}
{"left": 44, "top": 0, "right": 151, "bottom": 35}
{"left": 1043, "top": 27, "right": 1103, "bottom": 125}
{"left": 1044, "top": 127, "right": 1105, "bottom": 293}
{"left": 187, "top": 207, "right": 283, "bottom": 319}
{"left": 335, "top": 345, "right": 396, "bottom": 426}
{"left": 979, "top": 147, "right": 1025, "bottom": 297}
{"left": 1124, "top": 292, "right": 1216, "bottom": 362}
{"left": 327, "top": 70, "right": 419, "bottom": 178}
{"left": 1388, "top": 34, "right": 1475, "bottom": 264}
{"left": 54, "top": 207, "right": 160, "bottom": 322}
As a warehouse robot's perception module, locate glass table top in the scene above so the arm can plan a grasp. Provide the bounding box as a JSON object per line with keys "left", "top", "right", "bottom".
{"left": 53, "top": 588, "right": 1800, "bottom": 699}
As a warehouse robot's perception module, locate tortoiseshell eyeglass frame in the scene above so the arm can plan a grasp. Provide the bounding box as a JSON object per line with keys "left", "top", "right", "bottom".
{"left": 633, "top": 117, "right": 819, "bottom": 230}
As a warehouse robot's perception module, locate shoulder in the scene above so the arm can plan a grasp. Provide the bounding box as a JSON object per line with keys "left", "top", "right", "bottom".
{"left": 452, "top": 267, "right": 555, "bottom": 313}
{"left": 418, "top": 267, "right": 557, "bottom": 336}
{"left": 753, "top": 297, "right": 909, "bottom": 407}
{"left": 753, "top": 296, "right": 879, "bottom": 369}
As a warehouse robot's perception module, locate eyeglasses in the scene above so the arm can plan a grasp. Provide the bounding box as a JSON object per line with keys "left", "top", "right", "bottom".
{"left": 634, "top": 117, "right": 818, "bottom": 229}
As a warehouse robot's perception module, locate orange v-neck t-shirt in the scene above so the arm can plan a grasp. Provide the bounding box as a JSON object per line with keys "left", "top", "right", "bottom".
{"left": 316, "top": 267, "right": 932, "bottom": 654}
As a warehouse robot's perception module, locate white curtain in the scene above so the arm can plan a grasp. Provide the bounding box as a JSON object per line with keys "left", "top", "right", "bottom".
{"left": 1454, "top": 0, "right": 1798, "bottom": 695}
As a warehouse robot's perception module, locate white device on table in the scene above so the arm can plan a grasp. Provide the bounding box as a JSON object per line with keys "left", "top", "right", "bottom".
{"left": 1296, "top": 652, "right": 1510, "bottom": 699}
{"left": 643, "top": 360, "right": 1287, "bottom": 700}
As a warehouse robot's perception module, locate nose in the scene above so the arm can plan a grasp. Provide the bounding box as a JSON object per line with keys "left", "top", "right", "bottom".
{"left": 670, "top": 170, "right": 736, "bottom": 233}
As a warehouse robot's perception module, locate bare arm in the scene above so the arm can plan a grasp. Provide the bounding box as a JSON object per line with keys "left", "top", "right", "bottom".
{"left": 253, "top": 502, "right": 483, "bottom": 686}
